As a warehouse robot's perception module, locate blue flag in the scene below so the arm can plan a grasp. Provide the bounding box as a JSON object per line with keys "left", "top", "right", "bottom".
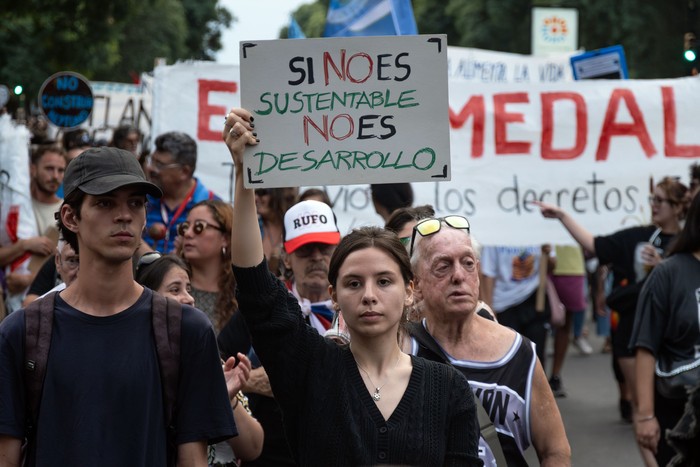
{"left": 323, "top": 0, "right": 418, "bottom": 37}
{"left": 288, "top": 16, "right": 306, "bottom": 39}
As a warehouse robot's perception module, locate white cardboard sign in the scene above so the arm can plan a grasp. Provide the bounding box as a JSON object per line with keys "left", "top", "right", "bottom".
{"left": 239, "top": 34, "right": 450, "bottom": 188}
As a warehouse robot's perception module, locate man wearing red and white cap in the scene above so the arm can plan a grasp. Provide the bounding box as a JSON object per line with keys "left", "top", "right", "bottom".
{"left": 281, "top": 200, "right": 341, "bottom": 334}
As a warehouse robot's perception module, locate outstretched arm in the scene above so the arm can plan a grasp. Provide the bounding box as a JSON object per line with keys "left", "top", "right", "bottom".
{"left": 532, "top": 201, "right": 596, "bottom": 255}
{"left": 223, "top": 109, "right": 261, "bottom": 268}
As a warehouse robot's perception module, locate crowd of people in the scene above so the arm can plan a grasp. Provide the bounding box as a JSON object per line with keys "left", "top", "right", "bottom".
{"left": 0, "top": 107, "right": 699, "bottom": 467}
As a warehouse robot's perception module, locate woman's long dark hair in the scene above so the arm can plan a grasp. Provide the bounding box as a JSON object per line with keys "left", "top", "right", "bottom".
{"left": 136, "top": 254, "right": 191, "bottom": 290}
{"left": 668, "top": 192, "right": 700, "bottom": 256}
{"left": 189, "top": 200, "right": 238, "bottom": 330}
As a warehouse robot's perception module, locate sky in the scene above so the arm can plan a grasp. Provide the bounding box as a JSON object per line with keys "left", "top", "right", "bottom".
{"left": 216, "top": 0, "right": 313, "bottom": 64}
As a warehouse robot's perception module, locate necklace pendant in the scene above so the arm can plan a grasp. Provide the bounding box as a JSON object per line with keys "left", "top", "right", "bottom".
{"left": 372, "top": 389, "right": 381, "bottom": 401}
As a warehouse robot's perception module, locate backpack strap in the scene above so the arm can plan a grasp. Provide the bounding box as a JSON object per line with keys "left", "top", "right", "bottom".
{"left": 151, "top": 292, "right": 182, "bottom": 466}
{"left": 408, "top": 321, "right": 508, "bottom": 467}
{"left": 24, "top": 292, "right": 58, "bottom": 433}
{"left": 20, "top": 288, "right": 58, "bottom": 466}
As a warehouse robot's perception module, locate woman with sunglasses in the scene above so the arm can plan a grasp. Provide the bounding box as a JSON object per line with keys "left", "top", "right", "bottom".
{"left": 223, "top": 108, "right": 482, "bottom": 466}
{"left": 134, "top": 252, "right": 265, "bottom": 464}
{"left": 536, "top": 176, "right": 688, "bottom": 466}
{"left": 178, "top": 199, "right": 238, "bottom": 333}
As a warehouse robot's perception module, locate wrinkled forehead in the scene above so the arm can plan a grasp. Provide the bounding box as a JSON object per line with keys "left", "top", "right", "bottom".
{"left": 419, "top": 227, "right": 475, "bottom": 259}
{"left": 60, "top": 242, "right": 77, "bottom": 257}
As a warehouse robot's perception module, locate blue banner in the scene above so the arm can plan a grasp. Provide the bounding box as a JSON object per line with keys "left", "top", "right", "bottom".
{"left": 323, "top": 0, "right": 418, "bottom": 37}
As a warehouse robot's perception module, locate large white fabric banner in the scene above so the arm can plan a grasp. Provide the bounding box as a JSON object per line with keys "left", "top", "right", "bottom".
{"left": 151, "top": 57, "right": 700, "bottom": 245}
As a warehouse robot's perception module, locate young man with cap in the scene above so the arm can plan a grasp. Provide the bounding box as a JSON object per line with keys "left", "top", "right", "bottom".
{"left": 0, "top": 147, "right": 236, "bottom": 466}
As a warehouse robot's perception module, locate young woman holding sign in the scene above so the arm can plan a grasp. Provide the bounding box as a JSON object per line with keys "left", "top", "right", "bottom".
{"left": 223, "top": 107, "right": 482, "bottom": 466}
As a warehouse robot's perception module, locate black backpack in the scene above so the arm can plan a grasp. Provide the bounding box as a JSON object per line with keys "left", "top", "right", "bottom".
{"left": 408, "top": 321, "right": 508, "bottom": 466}
{"left": 22, "top": 291, "right": 182, "bottom": 466}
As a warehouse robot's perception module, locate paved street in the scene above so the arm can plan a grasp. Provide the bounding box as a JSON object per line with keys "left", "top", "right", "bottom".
{"left": 523, "top": 334, "right": 642, "bottom": 466}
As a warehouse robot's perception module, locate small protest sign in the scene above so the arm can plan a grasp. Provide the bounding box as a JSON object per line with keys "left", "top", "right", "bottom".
{"left": 570, "top": 45, "right": 629, "bottom": 80}
{"left": 38, "top": 71, "right": 94, "bottom": 129}
{"left": 239, "top": 34, "right": 450, "bottom": 188}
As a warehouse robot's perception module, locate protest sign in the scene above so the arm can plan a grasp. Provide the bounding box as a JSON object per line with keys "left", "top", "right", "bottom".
{"left": 571, "top": 45, "right": 629, "bottom": 80}
{"left": 239, "top": 35, "right": 450, "bottom": 188}
{"left": 38, "top": 71, "right": 93, "bottom": 129}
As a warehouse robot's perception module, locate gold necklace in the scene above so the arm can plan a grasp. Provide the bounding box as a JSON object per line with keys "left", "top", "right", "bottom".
{"left": 355, "top": 354, "right": 401, "bottom": 401}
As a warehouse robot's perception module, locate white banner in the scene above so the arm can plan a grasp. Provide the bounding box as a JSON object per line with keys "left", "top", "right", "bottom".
{"left": 84, "top": 80, "right": 153, "bottom": 145}
{"left": 151, "top": 58, "right": 700, "bottom": 245}
{"left": 447, "top": 46, "right": 574, "bottom": 83}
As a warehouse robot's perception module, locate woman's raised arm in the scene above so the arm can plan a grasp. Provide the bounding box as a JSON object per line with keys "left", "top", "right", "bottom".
{"left": 223, "top": 108, "right": 263, "bottom": 268}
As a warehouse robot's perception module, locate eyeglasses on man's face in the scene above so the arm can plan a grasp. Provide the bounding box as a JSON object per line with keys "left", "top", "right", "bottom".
{"left": 147, "top": 155, "right": 181, "bottom": 172}
{"left": 59, "top": 254, "right": 80, "bottom": 271}
{"left": 177, "top": 220, "right": 226, "bottom": 237}
{"left": 409, "top": 215, "right": 471, "bottom": 256}
{"left": 293, "top": 242, "right": 335, "bottom": 258}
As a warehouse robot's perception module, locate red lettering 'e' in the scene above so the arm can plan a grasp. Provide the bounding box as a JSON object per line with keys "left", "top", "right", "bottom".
{"left": 596, "top": 89, "right": 656, "bottom": 161}
{"left": 198, "top": 80, "right": 238, "bottom": 141}
{"left": 662, "top": 86, "right": 700, "bottom": 157}
{"left": 541, "top": 92, "right": 587, "bottom": 160}
{"left": 494, "top": 93, "right": 531, "bottom": 155}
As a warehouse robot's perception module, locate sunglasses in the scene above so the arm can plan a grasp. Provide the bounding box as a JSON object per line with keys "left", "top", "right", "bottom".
{"left": 294, "top": 242, "right": 335, "bottom": 258}
{"left": 409, "top": 215, "right": 471, "bottom": 256}
{"left": 136, "top": 251, "right": 162, "bottom": 273}
{"left": 648, "top": 195, "right": 676, "bottom": 206}
{"left": 176, "top": 220, "right": 226, "bottom": 237}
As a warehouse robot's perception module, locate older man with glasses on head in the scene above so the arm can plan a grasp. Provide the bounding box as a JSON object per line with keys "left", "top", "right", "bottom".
{"left": 22, "top": 237, "right": 79, "bottom": 305}
{"left": 405, "top": 215, "right": 571, "bottom": 467}
{"left": 142, "top": 131, "right": 219, "bottom": 253}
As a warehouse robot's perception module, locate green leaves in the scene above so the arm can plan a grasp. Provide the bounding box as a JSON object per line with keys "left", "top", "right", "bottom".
{"left": 0, "top": 0, "right": 231, "bottom": 99}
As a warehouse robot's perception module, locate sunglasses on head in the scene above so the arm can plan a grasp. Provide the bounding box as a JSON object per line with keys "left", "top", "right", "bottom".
{"left": 409, "top": 215, "right": 471, "bottom": 256}
{"left": 176, "top": 220, "right": 226, "bottom": 237}
{"left": 136, "top": 251, "right": 162, "bottom": 273}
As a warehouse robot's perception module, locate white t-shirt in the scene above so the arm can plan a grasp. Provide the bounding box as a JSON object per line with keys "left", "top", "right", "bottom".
{"left": 32, "top": 199, "right": 62, "bottom": 236}
{"left": 480, "top": 245, "right": 545, "bottom": 312}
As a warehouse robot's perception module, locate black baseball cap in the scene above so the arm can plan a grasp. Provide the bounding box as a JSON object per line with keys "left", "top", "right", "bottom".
{"left": 63, "top": 147, "right": 162, "bottom": 198}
